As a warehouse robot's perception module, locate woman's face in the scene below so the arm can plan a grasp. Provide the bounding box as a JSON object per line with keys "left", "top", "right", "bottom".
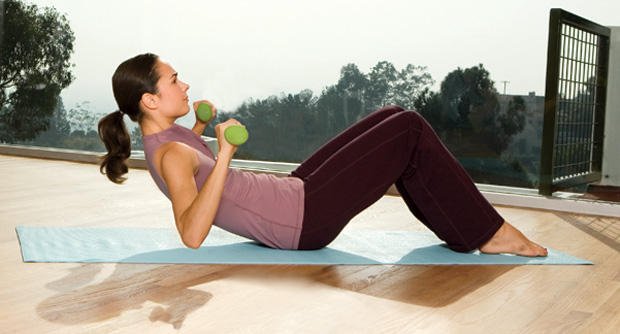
{"left": 153, "top": 60, "right": 190, "bottom": 117}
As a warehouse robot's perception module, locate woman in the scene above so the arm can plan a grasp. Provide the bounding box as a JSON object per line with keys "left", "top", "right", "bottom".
{"left": 98, "top": 53, "right": 547, "bottom": 257}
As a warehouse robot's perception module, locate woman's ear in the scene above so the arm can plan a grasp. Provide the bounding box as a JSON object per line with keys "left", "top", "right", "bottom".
{"left": 140, "top": 93, "right": 159, "bottom": 110}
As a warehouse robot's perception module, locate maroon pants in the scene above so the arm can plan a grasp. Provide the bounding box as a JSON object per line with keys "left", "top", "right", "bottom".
{"left": 290, "top": 105, "right": 503, "bottom": 252}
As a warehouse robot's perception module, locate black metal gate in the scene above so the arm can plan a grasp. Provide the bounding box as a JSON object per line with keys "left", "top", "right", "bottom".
{"left": 539, "top": 9, "right": 610, "bottom": 195}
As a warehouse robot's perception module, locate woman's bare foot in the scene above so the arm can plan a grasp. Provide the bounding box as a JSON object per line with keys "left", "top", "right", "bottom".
{"left": 479, "top": 222, "right": 548, "bottom": 257}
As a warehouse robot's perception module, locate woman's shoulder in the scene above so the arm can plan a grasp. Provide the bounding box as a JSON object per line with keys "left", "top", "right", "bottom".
{"left": 153, "top": 141, "right": 200, "bottom": 177}
{"left": 160, "top": 141, "right": 198, "bottom": 163}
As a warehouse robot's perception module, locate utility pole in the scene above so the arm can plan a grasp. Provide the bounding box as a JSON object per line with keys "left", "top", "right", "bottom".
{"left": 500, "top": 81, "right": 510, "bottom": 95}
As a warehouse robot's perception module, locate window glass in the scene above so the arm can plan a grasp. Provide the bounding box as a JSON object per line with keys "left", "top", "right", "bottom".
{"left": 1, "top": 0, "right": 618, "bottom": 192}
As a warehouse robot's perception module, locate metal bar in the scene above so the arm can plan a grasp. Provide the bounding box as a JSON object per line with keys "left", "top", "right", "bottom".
{"left": 540, "top": 9, "right": 563, "bottom": 195}
{"left": 586, "top": 32, "right": 596, "bottom": 172}
{"left": 554, "top": 9, "right": 611, "bottom": 36}
{"left": 577, "top": 30, "right": 586, "bottom": 176}
{"left": 592, "top": 34, "right": 609, "bottom": 172}
{"left": 567, "top": 25, "right": 577, "bottom": 178}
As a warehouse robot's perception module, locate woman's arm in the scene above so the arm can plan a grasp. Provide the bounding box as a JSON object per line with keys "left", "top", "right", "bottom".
{"left": 160, "top": 120, "right": 239, "bottom": 248}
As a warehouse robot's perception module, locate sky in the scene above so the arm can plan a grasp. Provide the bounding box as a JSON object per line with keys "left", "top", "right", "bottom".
{"left": 25, "top": 0, "right": 620, "bottom": 127}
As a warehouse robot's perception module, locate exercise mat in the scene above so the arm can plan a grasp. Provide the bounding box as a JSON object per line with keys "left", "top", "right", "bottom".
{"left": 15, "top": 226, "right": 591, "bottom": 265}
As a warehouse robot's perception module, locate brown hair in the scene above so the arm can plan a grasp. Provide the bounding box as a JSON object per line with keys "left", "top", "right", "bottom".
{"left": 98, "top": 53, "right": 160, "bottom": 183}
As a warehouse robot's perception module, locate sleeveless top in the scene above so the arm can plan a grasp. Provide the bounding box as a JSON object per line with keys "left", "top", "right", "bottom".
{"left": 142, "top": 124, "right": 305, "bottom": 249}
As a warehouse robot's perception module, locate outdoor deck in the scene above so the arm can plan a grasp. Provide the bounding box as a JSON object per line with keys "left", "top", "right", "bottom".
{"left": 0, "top": 154, "right": 618, "bottom": 333}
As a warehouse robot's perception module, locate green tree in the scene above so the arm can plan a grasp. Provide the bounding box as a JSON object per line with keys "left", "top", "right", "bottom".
{"left": 232, "top": 90, "right": 319, "bottom": 162}
{"left": 366, "top": 61, "right": 397, "bottom": 109}
{"left": 414, "top": 88, "right": 444, "bottom": 133}
{"left": 225, "top": 61, "right": 433, "bottom": 163}
{"left": 28, "top": 98, "right": 71, "bottom": 148}
{"left": 317, "top": 61, "right": 433, "bottom": 139}
{"left": 439, "top": 64, "right": 497, "bottom": 128}
{"left": 414, "top": 64, "right": 526, "bottom": 156}
{"left": 489, "top": 95, "right": 526, "bottom": 154}
{"left": 0, "top": 0, "right": 75, "bottom": 142}
{"left": 67, "top": 101, "right": 101, "bottom": 134}
{"left": 335, "top": 63, "right": 368, "bottom": 126}
{"left": 365, "top": 62, "right": 434, "bottom": 110}
{"left": 313, "top": 63, "right": 369, "bottom": 137}
{"left": 390, "top": 64, "right": 434, "bottom": 109}
{"left": 435, "top": 64, "right": 503, "bottom": 155}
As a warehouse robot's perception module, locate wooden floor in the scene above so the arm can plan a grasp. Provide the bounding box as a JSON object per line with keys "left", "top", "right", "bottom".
{"left": 0, "top": 154, "right": 618, "bottom": 333}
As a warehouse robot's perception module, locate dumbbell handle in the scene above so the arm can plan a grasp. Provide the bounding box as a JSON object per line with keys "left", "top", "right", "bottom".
{"left": 196, "top": 103, "right": 248, "bottom": 145}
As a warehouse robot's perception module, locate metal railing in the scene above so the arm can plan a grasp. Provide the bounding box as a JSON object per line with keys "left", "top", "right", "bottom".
{"left": 539, "top": 9, "right": 611, "bottom": 195}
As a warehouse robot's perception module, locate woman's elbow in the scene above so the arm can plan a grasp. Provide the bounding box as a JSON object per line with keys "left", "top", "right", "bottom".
{"left": 180, "top": 227, "right": 210, "bottom": 249}
{"left": 182, "top": 238, "right": 202, "bottom": 249}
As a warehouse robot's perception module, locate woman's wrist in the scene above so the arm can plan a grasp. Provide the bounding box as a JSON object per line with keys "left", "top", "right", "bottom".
{"left": 216, "top": 150, "right": 234, "bottom": 162}
{"left": 192, "top": 122, "right": 207, "bottom": 136}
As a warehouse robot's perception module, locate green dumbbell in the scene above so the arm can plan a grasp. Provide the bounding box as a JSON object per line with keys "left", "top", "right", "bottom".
{"left": 196, "top": 103, "right": 214, "bottom": 122}
{"left": 224, "top": 125, "right": 249, "bottom": 146}
{"left": 197, "top": 103, "right": 248, "bottom": 146}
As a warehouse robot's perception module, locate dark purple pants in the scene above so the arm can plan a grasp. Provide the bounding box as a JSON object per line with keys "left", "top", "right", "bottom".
{"left": 290, "top": 105, "right": 503, "bottom": 252}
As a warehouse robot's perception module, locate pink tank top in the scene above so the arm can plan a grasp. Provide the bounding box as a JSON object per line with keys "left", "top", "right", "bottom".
{"left": 142, "top": 124, "right": 305, "bottom": 249}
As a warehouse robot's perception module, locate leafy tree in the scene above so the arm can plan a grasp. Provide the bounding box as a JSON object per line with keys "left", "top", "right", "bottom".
{"left": 414, "top": 88, "right": 444, "bottom": 132}
{"left": 489, "top": 95, "right": 526, "bottom": 153}
{"left": 225, "top": 61, "right": 433, "bottom": 162}
{"left": 390, "top": 64, "right": 434, "bottom": 109}
{"left": 26, "top": 98, "right": 71, "bottom": 148}
{"left": 425, "top": 64, "right": 525, "bottom": 156}
{"left": 0, "top": 0, "right": 75, "bottom": 142}
{"left": 366, "top": 62, "right": 434, "bottom": 110}
{"left": 366, "top": 61, "right": 398, "bottom": 109}
{"left": 314, "top": 63, "right": 368, "bottom": 137}
{"left": 316, "top": 85, "right": 342, "bottom": 136}
{"left": 334, "top": 63, "right": 368, "bottom": 126}
{"left": 232, "top": 90, "right": 319, "bottom": 162}
{"left": 439, "top": 64, "right": 497, "bottom": 128}
{"left": 317, "top": 61, "right": 433, "bottom": 138}
{"left": 67, "top": 101, "right": 101, "bottom": 133}
{"left": 411, "top": 63, "right": 528, "bottom": 163}
{"left": 216, "top": 61, "right": 527, "bottom": 186}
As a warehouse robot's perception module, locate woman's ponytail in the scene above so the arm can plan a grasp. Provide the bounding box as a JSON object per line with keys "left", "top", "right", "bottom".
{"left": 98, "top": 53, "right": 159, "bottom": 184}
{"left": 98, "top": 110, "right": 131, "bottom": 183}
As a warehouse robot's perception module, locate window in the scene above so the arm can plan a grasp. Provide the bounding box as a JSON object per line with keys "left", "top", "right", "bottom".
{"left": 2, "top": 0, "right": 618, "bottom": 194}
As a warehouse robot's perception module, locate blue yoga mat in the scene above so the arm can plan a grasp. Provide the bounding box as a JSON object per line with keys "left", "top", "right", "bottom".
{"left": 15, "top": 226, "right": 591, "bottom": 265}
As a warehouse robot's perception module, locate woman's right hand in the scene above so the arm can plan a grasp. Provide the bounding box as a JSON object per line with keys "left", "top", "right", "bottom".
{"left": 214, "top": 118, "right": 244, "bottom": 159}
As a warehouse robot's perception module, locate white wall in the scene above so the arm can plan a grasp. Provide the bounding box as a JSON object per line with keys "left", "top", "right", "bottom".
{"left": 601, "top": 27, "right": 620, "bottom": 186}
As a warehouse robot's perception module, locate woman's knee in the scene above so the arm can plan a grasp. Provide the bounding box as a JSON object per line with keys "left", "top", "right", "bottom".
{"left": 376, "top": 105, "right": 405, "bottom": 115}
{"left": 387, "top": 109, "right": 427, "bottom": 133}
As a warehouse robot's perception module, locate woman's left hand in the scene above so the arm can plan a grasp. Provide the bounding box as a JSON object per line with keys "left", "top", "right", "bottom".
{"left": 193, "top": 100, "right": 217, "bottom": 124}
